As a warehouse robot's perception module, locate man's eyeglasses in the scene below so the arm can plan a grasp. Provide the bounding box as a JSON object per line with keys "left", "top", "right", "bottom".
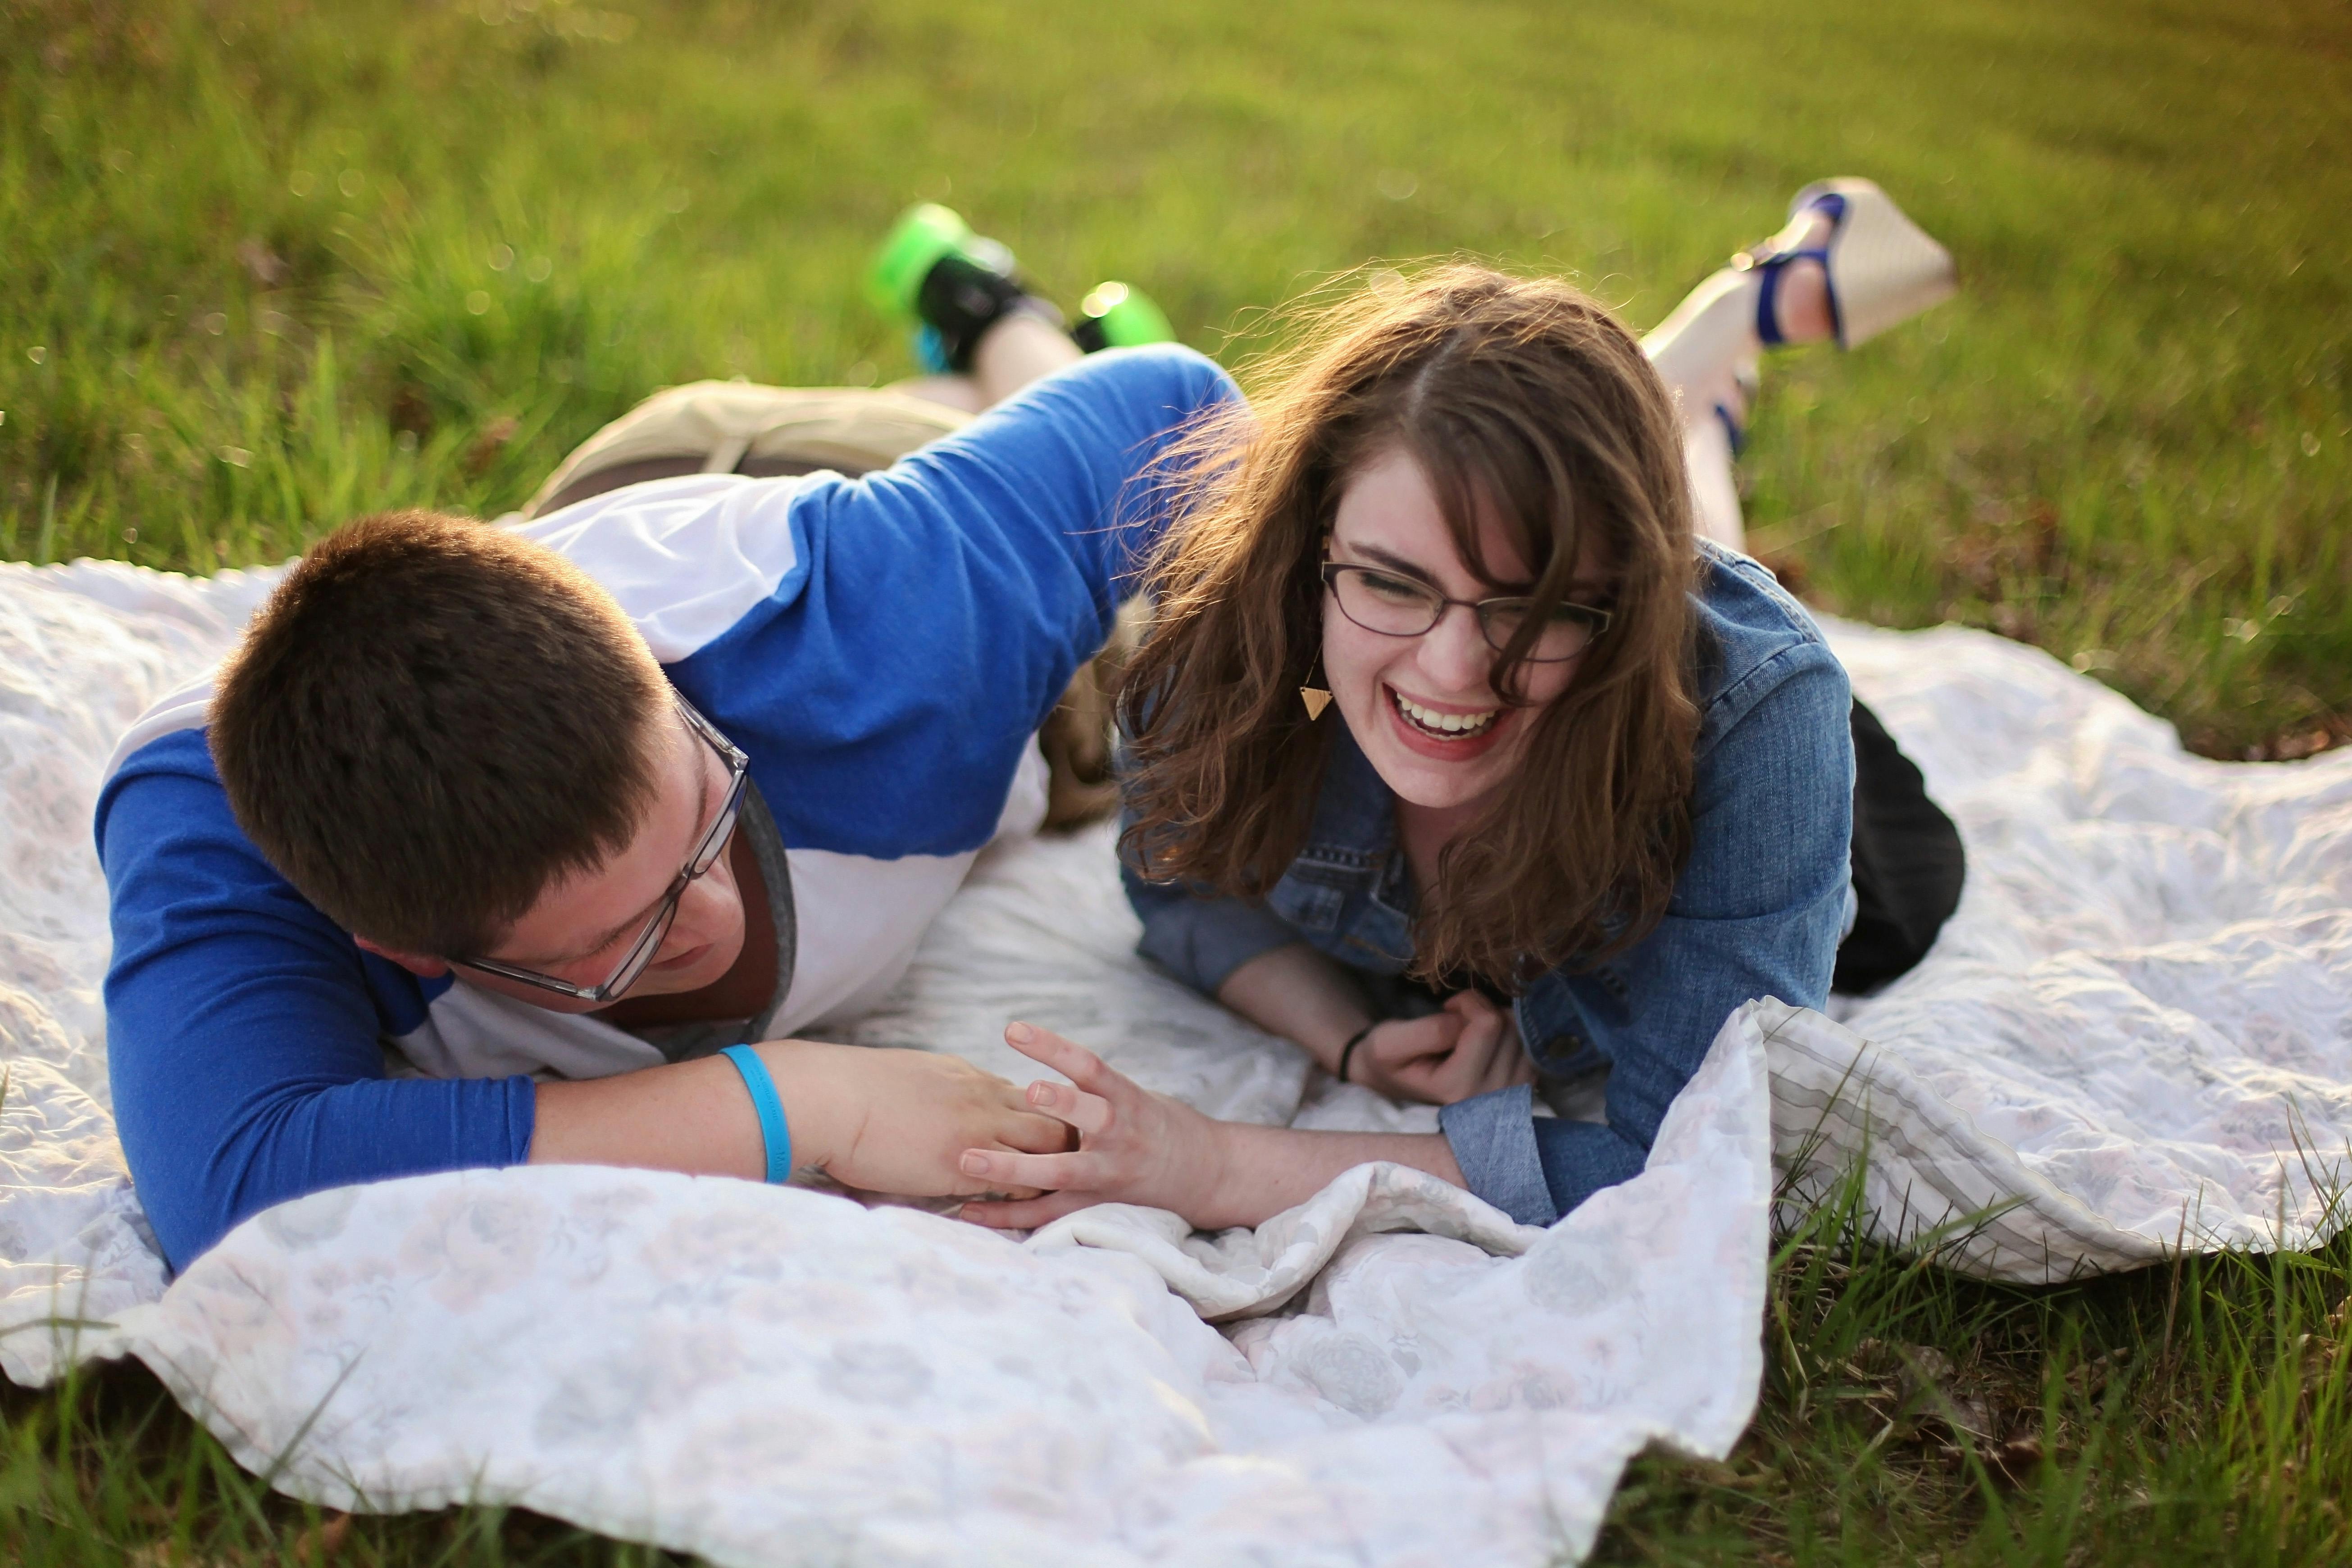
{"left": 1320, "top": 562, "right": 1612, "bottom": 663}
{"left": 459, "top": 696, "right": 751, "bottom": 1004}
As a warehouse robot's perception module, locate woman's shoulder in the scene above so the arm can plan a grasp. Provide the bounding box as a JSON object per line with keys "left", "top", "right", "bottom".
{"left": 1686, "top": 539, "right": 1849, "bottom": 757}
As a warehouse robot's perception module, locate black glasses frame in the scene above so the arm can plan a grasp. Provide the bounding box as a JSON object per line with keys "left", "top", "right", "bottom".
{"left": 1318, "top": 562, "right": 1613, "bottom": 663}
{"left": 458, "top": 695, "right": 751, "bottom": 1003}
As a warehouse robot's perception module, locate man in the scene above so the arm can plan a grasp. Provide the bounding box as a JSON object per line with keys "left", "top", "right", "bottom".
{"left": 97, "top": 229, "right": 1237, "bottom": 1270}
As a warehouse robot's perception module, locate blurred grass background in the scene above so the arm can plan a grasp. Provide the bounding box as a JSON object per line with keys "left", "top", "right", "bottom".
{"left": 4, "top": 0, "right": 2348, "bottom": 756}
{"left": 6, "top": 0, "right": 2352, "bottom": 1563}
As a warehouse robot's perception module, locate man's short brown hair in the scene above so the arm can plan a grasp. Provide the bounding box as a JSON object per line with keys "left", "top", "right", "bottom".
{"left": 209, "top": 509, "right": 669, "bottom": 957}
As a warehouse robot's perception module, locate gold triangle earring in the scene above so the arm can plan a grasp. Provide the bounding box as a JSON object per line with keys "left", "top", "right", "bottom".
{"left": 1299, "top": 653, "right": 1333, "bottom": 721}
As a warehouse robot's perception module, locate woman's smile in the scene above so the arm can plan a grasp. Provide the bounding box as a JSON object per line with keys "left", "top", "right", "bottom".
{"left": 1384, "top": 683, "right": 1513, "bottom": 760}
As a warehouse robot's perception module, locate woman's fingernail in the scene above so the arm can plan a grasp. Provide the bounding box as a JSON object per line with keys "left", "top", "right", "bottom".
{"left": 960, "top": 1151, "right": 990, "bottom": 1176}
{"left": 1027, "top": 1082, "right": 1050, "bottom": 1104}
{"left": 1006, "top": 1022, "right": 1033, "bottom": 1043}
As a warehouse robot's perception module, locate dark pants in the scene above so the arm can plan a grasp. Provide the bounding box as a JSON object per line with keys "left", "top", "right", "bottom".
{"left": 1835, "top": 698, "right": 1965, "bottom": 993}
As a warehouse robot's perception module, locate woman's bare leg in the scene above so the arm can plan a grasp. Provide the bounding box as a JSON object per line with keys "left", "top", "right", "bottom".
{"left": 1680, "top": 412, "right": 1748, "bottom": 552}
{"left": 1642, "top": 209, "right": 1836, "bottom": 551}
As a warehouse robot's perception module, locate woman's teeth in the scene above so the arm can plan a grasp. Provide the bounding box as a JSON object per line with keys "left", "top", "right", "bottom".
{"left": 1392, "top": 690, "right": 1497, "bottom": 738}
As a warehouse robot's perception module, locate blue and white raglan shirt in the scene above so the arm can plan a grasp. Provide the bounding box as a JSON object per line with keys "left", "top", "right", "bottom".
{"left": 96, "top": 345, "right": 1241, "bottom": 1271}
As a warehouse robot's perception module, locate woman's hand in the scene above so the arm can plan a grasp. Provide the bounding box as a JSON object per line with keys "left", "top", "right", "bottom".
{"left": 955, "top": 1023, "right": 1236, "bottom": 1231}
{"left": 1351, "top": 990, "right": 1537, "bottom": 1105}
{"left": 958, "top": 1022, "right": 1473, "bottom": 1232}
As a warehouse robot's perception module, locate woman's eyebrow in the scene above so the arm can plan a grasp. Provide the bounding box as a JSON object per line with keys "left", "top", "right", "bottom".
{"left": 1344, "top": 541, "right": 1541, "bottom": 594}
{"left": 1347, "top": 543, "right": 1434, "bottom": 580}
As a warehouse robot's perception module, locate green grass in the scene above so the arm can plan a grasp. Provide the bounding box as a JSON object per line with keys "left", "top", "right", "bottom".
{"left": 6, "top": 0, "right": 2348, "bottom": 753}
{"left": 0, "top": 1357, "right": 693, "bottom": 1566}
{"left": 4, "top": 0, "right": 2350, "bottom": 1560}
{"left": 1600, "top": 1181, "right": 2352, "bottom": 1566}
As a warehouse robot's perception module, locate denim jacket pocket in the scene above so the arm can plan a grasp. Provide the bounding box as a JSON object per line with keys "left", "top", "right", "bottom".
{"left": 1515, "top": 967, "right": 1616, "bottom": 1078}
{"left": 1267, "top": 873, "right": 1347, "bottom": 933}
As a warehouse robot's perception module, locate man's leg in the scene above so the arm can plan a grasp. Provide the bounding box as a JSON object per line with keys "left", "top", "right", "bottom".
{"left": 890, "top": 313, "right": 1086, "bottom": 416}
{"left": 871, "top": 205, "right": 1174, "bottom": 419}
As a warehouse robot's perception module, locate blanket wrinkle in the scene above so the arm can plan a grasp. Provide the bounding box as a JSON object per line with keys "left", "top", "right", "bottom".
{"left": 4, "top": 559, "right": 2351, "bottom": 1565}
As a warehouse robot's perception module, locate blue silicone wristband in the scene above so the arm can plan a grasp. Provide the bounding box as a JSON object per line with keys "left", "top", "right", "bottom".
{"left": 719, "top": 1045, "right": 793, "bottom": 1184}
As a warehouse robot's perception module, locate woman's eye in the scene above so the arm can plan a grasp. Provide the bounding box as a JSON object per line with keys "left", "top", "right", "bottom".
{"left": 1360, "top": 572, "right": 1427, "bottom": 602}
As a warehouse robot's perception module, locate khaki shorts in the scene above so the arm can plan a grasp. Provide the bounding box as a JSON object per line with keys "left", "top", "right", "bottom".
{"left": 526, "top": 381, "right": 1137, "bottom": 831}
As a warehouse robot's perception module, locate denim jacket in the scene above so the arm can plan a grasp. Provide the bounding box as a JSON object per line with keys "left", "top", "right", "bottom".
{"left": 1123, "top": 541, "right": 1855, "bottom": 1227}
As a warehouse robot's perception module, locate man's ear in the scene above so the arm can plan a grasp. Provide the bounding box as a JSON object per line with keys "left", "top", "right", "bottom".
{"left": 351, "top": 936, "right": 452, "bottom": 979}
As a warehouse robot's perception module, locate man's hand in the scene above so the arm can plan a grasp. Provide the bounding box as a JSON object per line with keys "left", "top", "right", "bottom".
{"left": 762, "top": 1041, "right": 1072, "bottom": 1199}
{"left": 954, "top": 1023, "right": 1236, "bottom": 1230}
{"left": 530, "top": 1038, "right": 1069, "bottom": 1195}
{"left": 1351, "top": 991, "right": 1537, "bottom": 1105}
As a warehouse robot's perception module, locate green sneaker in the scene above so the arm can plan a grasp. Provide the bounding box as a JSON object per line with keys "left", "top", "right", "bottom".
{"left": 1071, "top": 282, "right": 1176, "bottom": 352}
{"left": 865, "top": 203, "right": 979, "bottom": 323}
{"left": 868, "top": 203, "right": 1064, "bottom": 373}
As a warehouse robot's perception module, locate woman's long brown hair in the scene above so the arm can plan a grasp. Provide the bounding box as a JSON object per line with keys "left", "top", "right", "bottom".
{"left": 1117, "top": 265, "right": 1702, "bottom": 986}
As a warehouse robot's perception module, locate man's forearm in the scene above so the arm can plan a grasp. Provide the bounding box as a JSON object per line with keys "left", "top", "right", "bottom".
{"left": 531, "top": 1039, "right": 1067, "bottom": 1202}
{"left": 1194, "top": 1122, "right": 1464, "bottom": 1231}
{"left": 529, "top": 1043, "right": 806, "bottom": 1177}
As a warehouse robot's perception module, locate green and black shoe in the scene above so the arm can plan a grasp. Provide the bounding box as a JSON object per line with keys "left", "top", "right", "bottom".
{"left": 867, "top": 203, "right": 1176, "bottom": 371}
{"left": 1070, "top": 281, "right": 1176, "bottom": 354}
{"left": 867, "top": 204, "right": 1056, "bottom": 373}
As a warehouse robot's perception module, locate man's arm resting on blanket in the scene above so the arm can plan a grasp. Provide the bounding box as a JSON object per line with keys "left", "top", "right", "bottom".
{"left": 100, "top": 756, "right": 546, "bottom": 1270}
{"left": 98, "top": 759, "right": 1063, "bottom": 1269}
{"left": 112, "top": 994, "right": 1064, "bottom": 1271}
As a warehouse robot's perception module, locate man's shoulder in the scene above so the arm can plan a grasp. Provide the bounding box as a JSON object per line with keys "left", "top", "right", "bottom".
{"left": 96, "top": 722, "right": 455, "bottom": 1038}
{"left": 97, "top": 719, "right": 224, "bottom": 831}
{"left": 1687, "top": 539, "right": 1847, "bottom": 755}
{"left": 509, "top": 473, "right": 815, "bottom": 664}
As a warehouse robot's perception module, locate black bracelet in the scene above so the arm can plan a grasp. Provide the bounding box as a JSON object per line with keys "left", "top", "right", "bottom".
{"left": 1335, "top": 1022, "right": 1376, "bottom": 1085}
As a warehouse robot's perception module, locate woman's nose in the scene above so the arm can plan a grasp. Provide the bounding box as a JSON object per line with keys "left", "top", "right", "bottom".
{"left": 1415, "top": 602, "right": 1495, "bottom": 694}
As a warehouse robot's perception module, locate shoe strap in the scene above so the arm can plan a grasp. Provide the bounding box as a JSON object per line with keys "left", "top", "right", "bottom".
{"left": 1713, "top": 400, "right": 1747, "bottom": 458}
{"left": 1752, "top": 246, "right": 1831, "bottom": 347}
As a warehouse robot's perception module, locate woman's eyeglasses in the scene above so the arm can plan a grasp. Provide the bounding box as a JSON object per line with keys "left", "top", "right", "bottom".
{"left": 458, "top": 695, "right": 751, "bottom": 1003}
{"left": 1320, "top": 563, "right": 1612, "bottom": 664}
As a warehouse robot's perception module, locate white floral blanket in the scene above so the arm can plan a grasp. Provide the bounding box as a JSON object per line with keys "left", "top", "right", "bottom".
{"left": 2, "top": 558, "right": 2348, "bottom": 1566}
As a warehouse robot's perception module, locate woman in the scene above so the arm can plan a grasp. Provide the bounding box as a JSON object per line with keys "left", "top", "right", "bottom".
{"left": 953, "top": 180, "right": 1966, "bottom": 1232}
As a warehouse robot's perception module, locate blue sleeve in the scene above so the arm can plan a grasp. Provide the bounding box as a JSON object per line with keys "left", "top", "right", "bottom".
{"left": 879, "top": 342, "right": 1241, "bottom": 616}
{"left": 1120, "top": 853, "right": 1306, "bottom": 995}
{"left": 691, "top": 344, "right": 1243, "bottom": 859}
{"left": 1440, "top": 643, "right": 1853, "bottom": 1226}
{"left": 97, "top": 732, "right": 537, "bottom": 1272}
